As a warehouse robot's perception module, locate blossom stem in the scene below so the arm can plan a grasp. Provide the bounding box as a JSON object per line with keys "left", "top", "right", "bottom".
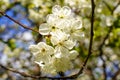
{"left": 74, "top": 0, "right": 95, "bottom": 76}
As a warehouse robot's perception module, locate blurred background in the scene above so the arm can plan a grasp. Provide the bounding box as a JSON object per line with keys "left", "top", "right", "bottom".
{"left": 0, "top": 0, "right": 120, "bottom": 80}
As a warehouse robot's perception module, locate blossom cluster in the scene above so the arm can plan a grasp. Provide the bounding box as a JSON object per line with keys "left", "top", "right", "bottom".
{"left": 29, "top": 5, "right": 84, "bottom": 75}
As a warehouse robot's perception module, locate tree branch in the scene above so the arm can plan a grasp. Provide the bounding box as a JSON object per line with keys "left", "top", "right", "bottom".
{"left": 103, "top": 0, "right": 112, "bottom": 13}
{"left": 70, "top": 0, "right": 95, "bottom": 77}
{"left": 0, "top": 63, "right": 93, "bottom": 79}
{"left": 103, "top": 0, "right": 120, "bottom": 14}
{"left": 99, "top": 49, "right": 107, "bottom": 80}
{"left": 112, "top": 0, "right": 120, "bottom": 14}
{"left": 0, "top": 11, "right": 39, "bottom": 33}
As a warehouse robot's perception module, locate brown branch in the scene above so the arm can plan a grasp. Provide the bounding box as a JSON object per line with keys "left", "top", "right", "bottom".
{"left": 77, "top": 0, "right": 95, "bottom": 74}
{"left": 103, "top": 0, "right": 120, "bottom": 14}
{"left": 103, "top": 0, "right": 112, "bottom": 13}
{"left": 70, "top": 0, "right": 95, "bottom": 78}
{"left": 0, "top": 64, "right": 37, "bottom": 78}
{"left": 112, "top": 0, "right": 120, "bottom": 14}
{"left": 0, "top": 63, "right": 77, "bottom": 79}
{"left": 0, "top": 11, "right": 39, "bottom": 33}
{"left": 99, "top": 25, "right": 113, "bottom": 49}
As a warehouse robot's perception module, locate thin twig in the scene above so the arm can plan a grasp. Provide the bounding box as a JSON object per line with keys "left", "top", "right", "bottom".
{"left": 78, "top": 0, "right": 95, "bottom": 74}
{"left": 71, "top": 0, "right": 95, "bottom": 77}
{"left": 0, "top": 64, "right": 37, "bottom": 78}
{"left": 112, "top": 0, "right": 120, "bottom": 14}
{"left": 0, "top": 11, "right": 39, "bottom": 33}
{"left": 103, "top": 0, "right": 112, "bottom": 13}
{"left": 103, "top": 0, "right": 120, "bottom": 14}
{"left": 99, "top": 25, "right": 113, "bottom": 49}
{"left": 0, "top": 63, "right": 83, "bottom": 79}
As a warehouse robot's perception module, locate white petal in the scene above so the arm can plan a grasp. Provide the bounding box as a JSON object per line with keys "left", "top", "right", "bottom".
{"left": 35, "top": 54, "right": 52, "bottom": 63}
{"left": 37, "top": 42, "right": 47, "bottom": 48}
{"left": 51, "top": 35, "right": 59, "bottom": 45}
{"left": 29, "top": 45, "right": 39, "bottom": 55}
{"left": 52, "top": 5, "right": 61, "bottom": 15}
{"left": 63, "top": 40, "right": 76, "bottom": 49}
{"left": 35, "top": 61, "right": 45, "bottom": 67}
{"left": 69, "top": 50, "right": 79, "bottom": 60}
{"left": 37, "top": 42, "right": 54, "bottom": 54}
{"left": 62, "top": 6, "right": 71, "bottom": 16}
{"left": 39, "top": 23, "right": 50, "bottom": 35}
{"left": 55, "top": 46, "right": 69, "bottom": 56}
{"left": 71, "top": 31, "right": 84, "bottom": 40}
{"left": 73, "top": 20, "right": 82, "bottom": 29}
{"left": 46, "top": 14, "right": 57, "bottom": 24}
{"left": 51, "top": 30, "right": 68, "bottom": 45}
{"left": 46, "top": 46, "right": 54, "bottom": 53}
{"left": 60, "top": 46, "right": 69, "bottom": 55}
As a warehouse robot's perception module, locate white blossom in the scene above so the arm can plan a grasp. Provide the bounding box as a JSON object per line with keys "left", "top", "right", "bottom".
{"left": 52, "top": 5, "right": 73, "bottom": 19}
{"left": 29, "top": 5, "right": 83, "bottom": 75}
{"left": 29, "top": 42, "right": 54, "bottom": 62}
{"left": 64, "top": 19, "right": 84, "bottom": 41}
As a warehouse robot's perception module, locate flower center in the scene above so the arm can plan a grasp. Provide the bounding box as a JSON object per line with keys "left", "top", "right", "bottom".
{"left": 41, "top": 48, "right": 46, "bottom": 52}
{"left": 52, "top": 26, "right": 55, "bottom": 30}
{"left": 58, "top": 42, "right": 63, "bottom": 46}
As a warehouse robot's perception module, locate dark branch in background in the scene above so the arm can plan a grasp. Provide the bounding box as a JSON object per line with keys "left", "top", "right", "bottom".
{"left": 103, "top": 0, "right": 120, "bottom": 14}
{"left": 98, "top": 1, "right": 120, "bottom": 80}
{"left": 99, "top": 25, "right": 113, "bottom": 49}
{"left": 71, "top": 0, "right": 95, "bottom": 78}
{"left": 99, "top": 49, "right": 107, "bottom": 80}
{"left": 0, "top": 0, "right": 96, "bottom": 79}
{"left": 0, "top": 11, "right": 39, "bottom": 33}
{"left": 112, "top": 0, "right": 120, "bottom": 14}
{"left": 102, "top": 0, "right": 112, "bottom": 12}
{"left": 0, "top": 64, "right": 37, "bottom": 79}
{"left": 0, "top": 63, "right": 75, "bottom": 79}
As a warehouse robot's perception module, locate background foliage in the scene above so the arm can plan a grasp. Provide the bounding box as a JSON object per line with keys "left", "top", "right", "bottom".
{"left": 0, "top": 0, "right": 120, "bottom": 80}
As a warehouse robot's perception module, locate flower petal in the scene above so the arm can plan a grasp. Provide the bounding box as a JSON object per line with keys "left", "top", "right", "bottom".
{"left": 29, "top": 45, "right": 39, "bottom": 55}
{"left": 52, "top": 5, "right": 61, "bottom": 15}
{"left": 63, "top": 40, "right": 76, "bottom": 49}
{"left": 62, "top": 6, "right": 71, "bottom": 16}
{"left": 39, "top": 23, "right": 50, "bottom": 35}
{"left": 69, "top": 50, "right": 79, "bottom": 60}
